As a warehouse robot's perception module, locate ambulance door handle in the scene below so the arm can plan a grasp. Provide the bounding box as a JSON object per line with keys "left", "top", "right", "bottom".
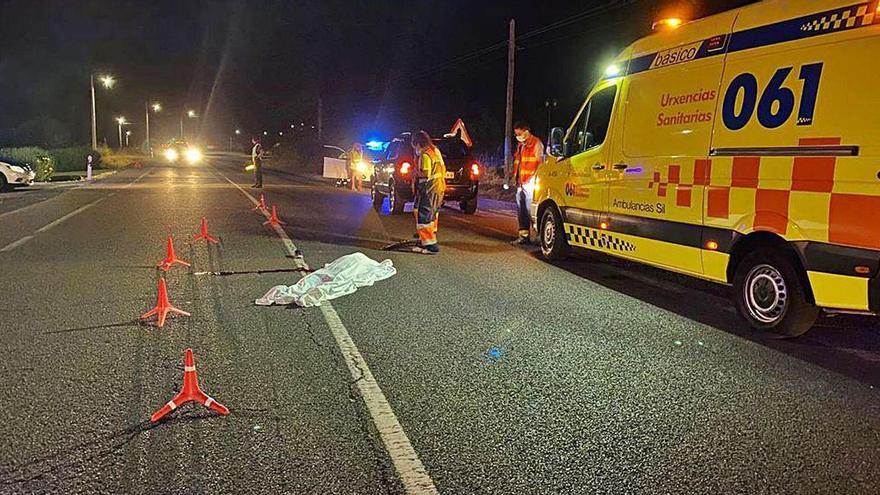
{"left": 612, "top": 163, "right": 629, "bottom": 171}
{"left": 592, "top": 164, "right": 606, "bottom": 171}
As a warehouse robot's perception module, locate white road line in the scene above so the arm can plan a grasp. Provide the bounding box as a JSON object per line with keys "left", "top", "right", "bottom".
{"left": 215, "top": 167, "right": 439, "bottom": 495}
{"left": 0, "top": 168, "right": 151, "bottom": 252}
{"left": 34, "top": 197, "right": 106, "bottom": 234}
{"left": 0, "top": 200, "right": 46, "bottom": 221}
{"left": 0, "top": 235, "right": 33, "bottom": 252}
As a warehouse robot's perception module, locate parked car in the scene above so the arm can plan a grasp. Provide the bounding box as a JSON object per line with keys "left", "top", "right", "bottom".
{"left": 0, "top": 158, "right": 36, "bottom": 191}
{"left": 371, "top": 132, "right": 480, "bottom": 214}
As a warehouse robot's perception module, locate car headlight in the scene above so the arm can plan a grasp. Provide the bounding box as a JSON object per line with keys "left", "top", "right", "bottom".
{"left": 164, "top": 148, "right": 179, "bottom": 162}
{"left": 185, "top": 147, "right": 203, "bottom": 163}
{"left": 8, "top": 165, "right": 25, "bottom": 174}
{"left": 355, "top": 160, "right": 368, "bottom": 174}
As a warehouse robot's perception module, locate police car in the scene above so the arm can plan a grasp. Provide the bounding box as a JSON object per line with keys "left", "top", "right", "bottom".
{"left": 533, "top": 0, "right": 880, "bottom": 336}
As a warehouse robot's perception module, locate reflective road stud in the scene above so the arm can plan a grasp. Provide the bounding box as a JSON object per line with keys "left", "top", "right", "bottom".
{"left": 263, "top": 206, "right": 286, "bottom": 226}
{"left": 151, "top": 348, "right": 229, "bottom": 422}
{"left": 157, "top": 236, "right": 191, "bottom": 271}
{"left": 193, "top": 217, "right": 220, "bottom": 244}
{"left": 141, "top": 278, "right": 191, "bottom": 328}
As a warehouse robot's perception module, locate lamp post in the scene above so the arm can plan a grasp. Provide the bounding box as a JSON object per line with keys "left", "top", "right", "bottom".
{"left": 116, "top": 116, "right": 128, "bottom": 149}
{"left": 146, "top": 102, "right": 161, "bottom": 157}
{"left": 90, "top": 74, "right": 115, "bottom": 150}
{"left": 544, "top": 99, "right": 558, "bottom": 141}
{"left": 125, "top": 130, "right": 132, "bottom": 147}
{"left": 180, "top": 109, "right": 197, "bottom": 140}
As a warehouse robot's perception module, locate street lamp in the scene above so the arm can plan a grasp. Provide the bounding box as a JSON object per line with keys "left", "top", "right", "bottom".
{"left": 544, "top": 99, "right": 558, "bottom": 140}
{"left": 125, "top": 130, "right": 132, "bottom": 147}
{"left": 180, "top": 109, "right": 197, "bottom": 140}
{"left": 145, "top": 101, "right": 161, "bottom": 157}
{"left": 116, "top": 116, "right": 128, "bottom": 148}
{"left": 90, "top": 73, "right": 116, "bottom": 150}
{"left": 230, "top": 129, "right": 242, "bottom": 150}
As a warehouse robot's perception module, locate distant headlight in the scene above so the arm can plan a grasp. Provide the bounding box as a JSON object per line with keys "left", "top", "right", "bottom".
{"left": 185, "top": 147, "right": 203, "bottom": 164}
{"left": 355, "top": 160, "right": 368, "bottom": 174}
{"left": 8, "top": 165, "right": 25, "bottom": 174}
{"left": 164, "top": 148, "right": 179, "bottom": 162}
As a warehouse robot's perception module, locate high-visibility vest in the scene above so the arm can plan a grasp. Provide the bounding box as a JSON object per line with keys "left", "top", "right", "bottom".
{"left": 514, "top": 135, "right": 544, "bottom": 184}
{"left": 419, "top": 145, "right": 446, "bottom": 182}
{"left": 349, "top": 148, "right": 363, "bottom": 168}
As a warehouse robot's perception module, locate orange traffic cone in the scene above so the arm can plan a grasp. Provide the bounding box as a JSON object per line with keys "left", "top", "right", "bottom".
{"left": 253, "top": 193, "right": 268, "bottom": 212}
{"left": 193, "top": 217, "right": 220, "bottom": 244}
{"left": 150, "top": 348, "right": 229, "bottom": 422}
{"left": 262, "top": 206, "right": 286, "bottom": 226}
{"left": 141, "top": 278, "right": 190, "bottom": 328}
{"left": 157, "top": 236, "right": 191, "bottom": 271}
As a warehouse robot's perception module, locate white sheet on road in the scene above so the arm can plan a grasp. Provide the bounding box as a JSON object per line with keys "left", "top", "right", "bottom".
{"left": 255, "top": 252, "right": 396, "bottom": 307}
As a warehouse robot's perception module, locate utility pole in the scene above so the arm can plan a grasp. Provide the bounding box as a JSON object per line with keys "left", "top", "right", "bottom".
{"left": 504, "top": 19, "right": 515, "bottom": 181}
{"left": 145, "top": 102, "right": 151, "bottom": 156}
{"left": 90, "top": 75, "right": 98, "bottom": 150}
{"left": 317, "top": 97, "right": 323, "bottom": 141}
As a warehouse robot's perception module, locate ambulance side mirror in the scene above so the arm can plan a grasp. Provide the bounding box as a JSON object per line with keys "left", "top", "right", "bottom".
{"left": 549, "top": 127, "right": 565, "bottom": 157}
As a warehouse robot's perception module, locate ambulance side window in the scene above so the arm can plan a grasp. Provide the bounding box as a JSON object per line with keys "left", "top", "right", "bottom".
{"left": 567, "top": 86, "right": 617, "bottom": 157}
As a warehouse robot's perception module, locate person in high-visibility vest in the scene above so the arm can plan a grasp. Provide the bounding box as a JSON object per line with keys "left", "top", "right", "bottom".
{"left": 251, "top": 137, "right": 264, "bottom": 189}
{"left": 348, "top": 143, "right": 365, "bottom": 191}
{"left": 411, "top": 131, "right": 446, "bottom": 254}
{"left": 512, "top": 121, "right": 544, "bottom": 244}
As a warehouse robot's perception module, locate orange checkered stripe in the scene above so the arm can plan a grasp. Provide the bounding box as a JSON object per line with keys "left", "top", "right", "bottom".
{"left": 647, "top": 137, "right": 880, "bottom": 251}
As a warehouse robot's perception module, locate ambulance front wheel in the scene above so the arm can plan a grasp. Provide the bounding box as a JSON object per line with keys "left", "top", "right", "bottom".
{"left": 733, "top": 249, "right": 819, "bottom": 338}
{"left": 539, "top": 207, "right": 569, "bottom": 261}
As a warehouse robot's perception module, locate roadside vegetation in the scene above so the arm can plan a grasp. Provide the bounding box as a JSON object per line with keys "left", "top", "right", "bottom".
{"left": 0, "top": 146, "right": 145, "bottom": 182}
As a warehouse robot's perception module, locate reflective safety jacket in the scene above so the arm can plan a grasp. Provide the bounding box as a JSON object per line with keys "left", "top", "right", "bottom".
{"left": 418, "top": 145, "right": 447, "bottom": 187}
{"left": 349, "top": 147, "right": 364, "bottom": 169}
{"left": 514, "top": 135, "right": 544, "bottom": 185}
{"left": 252, "top": 143, "right": 263, "bottom": 164}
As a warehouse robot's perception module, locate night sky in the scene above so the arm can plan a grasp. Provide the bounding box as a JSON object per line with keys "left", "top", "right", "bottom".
{"left": 0, "top": 0, "right": 757, "bottom": 154}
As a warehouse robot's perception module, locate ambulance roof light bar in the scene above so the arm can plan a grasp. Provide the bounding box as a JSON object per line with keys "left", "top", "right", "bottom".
{"left": 652, "top": 17, "right": 684, "bottom": 30}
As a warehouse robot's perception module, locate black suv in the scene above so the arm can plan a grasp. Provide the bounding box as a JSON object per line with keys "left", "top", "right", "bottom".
{"left": 370, "top": 132, "right": 480, "bottom": 214}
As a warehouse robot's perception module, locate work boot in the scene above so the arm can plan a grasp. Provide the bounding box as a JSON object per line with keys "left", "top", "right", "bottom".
{"left": 412, "top": 244, "right": 439, "bottom": 255}
{"left": 510, "top": 236, "right": 530, "bottom": 246}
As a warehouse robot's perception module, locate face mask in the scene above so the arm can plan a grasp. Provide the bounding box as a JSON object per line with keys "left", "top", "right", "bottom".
{"left": 516, "top": 135, "right": 527, "bottom": 143}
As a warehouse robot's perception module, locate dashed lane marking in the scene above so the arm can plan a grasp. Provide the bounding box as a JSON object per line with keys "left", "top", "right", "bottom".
{"left": 0, "top": 168, "right": 151, "bottom": 252}
{"left": 215, "top": 166, "right": 439, "bottom": 495}
{"left": 0, "top": 236, "right": 33, "bottom": 252}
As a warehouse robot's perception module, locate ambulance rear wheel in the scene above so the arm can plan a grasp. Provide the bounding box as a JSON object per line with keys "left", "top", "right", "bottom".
{"left": 733, "top": 250, "right": 819, "bottom": 338}
{"left": 540, "top": 207, "right": 569, "bottom": 261}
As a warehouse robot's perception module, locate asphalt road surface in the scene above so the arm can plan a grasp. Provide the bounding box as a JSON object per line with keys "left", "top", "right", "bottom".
{"left": 1, "top": 154, "right": 878, "bottom": 494}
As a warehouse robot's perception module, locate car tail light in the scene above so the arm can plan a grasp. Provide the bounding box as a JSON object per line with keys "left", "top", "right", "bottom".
{"left": 469, "top": 163, "right": 480, "bottom": 180}
{"left": 399, "top": 162, "right": 411, "bottom": 175}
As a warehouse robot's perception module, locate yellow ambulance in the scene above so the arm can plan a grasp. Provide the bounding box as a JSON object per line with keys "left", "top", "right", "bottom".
{"left": 532, "top": 0, "right": 880, "bottom": 336}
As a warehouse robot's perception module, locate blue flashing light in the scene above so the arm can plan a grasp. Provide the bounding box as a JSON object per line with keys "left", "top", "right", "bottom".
{"left": 365, "top": 140, "right": 386, "bottom": 151}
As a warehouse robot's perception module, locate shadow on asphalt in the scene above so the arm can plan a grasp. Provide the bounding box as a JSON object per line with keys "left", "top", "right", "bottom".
{"left": 45, "top": 318, "right": 144, "bottom": 335}
{"left": 0, "top": 413, "right": 222, "bottom": 489}
{"left": 541, "top": 248, "right": 880, "bottom": 388}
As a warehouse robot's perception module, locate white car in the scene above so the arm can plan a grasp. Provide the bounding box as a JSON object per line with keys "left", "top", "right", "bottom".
{"left": 0, "top": 159, "right": 36, "bottom": 191}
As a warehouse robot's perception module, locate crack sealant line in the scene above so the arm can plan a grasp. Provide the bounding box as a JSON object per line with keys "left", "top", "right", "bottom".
{"left": 214, "top": 167, "right": 439, "bottom": 495}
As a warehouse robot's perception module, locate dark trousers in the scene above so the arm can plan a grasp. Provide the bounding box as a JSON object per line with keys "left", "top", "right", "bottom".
{"left": 515, "top": 185, "right": 532, "bottom": 237}
{"left": 254, "top": 160, "right": 263, "bottom": 186}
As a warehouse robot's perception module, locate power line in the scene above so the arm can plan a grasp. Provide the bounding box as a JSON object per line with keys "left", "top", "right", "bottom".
{"left": 401, "top": 0, "right": 638, "bottom": 81}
